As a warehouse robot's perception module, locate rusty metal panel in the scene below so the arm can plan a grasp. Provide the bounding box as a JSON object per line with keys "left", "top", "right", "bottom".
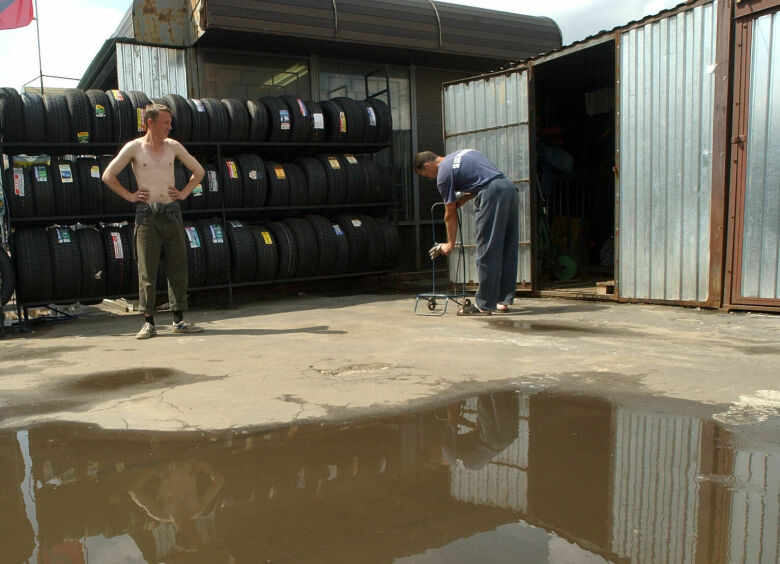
{"left": 116, "top": 43, "right": 188, "bottom": 98}
{"left": 132, "top": 0, "right": 190, "bottom": 46}
{"left": 729, "top": 449, "right": 780, "bottom": 563}
{"left": 739, "top": 11, "right": 780, "bottom": 300}
{"left": 610, "top": 408, "right": 703, "bottom": 563}
{"left": 442, "top": 70, "right": 532, "bottom": 288}
{"left": 618, "top": 3, "right": 717, "bottom": 303}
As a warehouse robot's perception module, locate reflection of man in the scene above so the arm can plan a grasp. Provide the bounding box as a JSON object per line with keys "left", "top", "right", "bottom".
{"left": 441, "top": 392, "right": 519, "bottom": 470}
{"left": 129, "top": 461, "right": 224, "bottom": 555}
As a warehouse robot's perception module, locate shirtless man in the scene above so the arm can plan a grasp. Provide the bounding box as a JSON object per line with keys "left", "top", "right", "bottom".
{"left": 102, "top": 103, "right": 205, "bottom": 339}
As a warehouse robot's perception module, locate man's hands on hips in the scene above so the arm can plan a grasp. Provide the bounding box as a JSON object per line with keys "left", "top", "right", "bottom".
{"left": 128, "top": 187, "right": 150, "bottom": 203}
{"left": 167, "top": 185, "right": 182, "bottom": 201}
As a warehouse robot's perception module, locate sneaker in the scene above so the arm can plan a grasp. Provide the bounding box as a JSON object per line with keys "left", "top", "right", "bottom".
{"left": 172, "top": 320, "right": 203, "bottom": 334}
{"left": 136, "top": 322, "right": 157, "bottom": 340}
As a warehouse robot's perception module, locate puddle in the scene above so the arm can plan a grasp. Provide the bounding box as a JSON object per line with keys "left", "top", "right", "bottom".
{"left": 58, "top": 368, "right": 178, "bottom": 392}
{"left": 1, "top": 391, "right": 778, "bottom": 563}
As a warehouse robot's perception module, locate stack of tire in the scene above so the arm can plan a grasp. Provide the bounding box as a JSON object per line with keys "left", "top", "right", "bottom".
{"left": 1, "top": 88, "right": 392, "bottom": 146}
{"left": 10, "top": 213, "right": 399, "bottom": 305}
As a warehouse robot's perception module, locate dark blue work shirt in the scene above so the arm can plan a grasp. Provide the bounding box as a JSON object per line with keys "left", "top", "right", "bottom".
{"left": 436, "top": 149, "right": 503, "bottom": 205}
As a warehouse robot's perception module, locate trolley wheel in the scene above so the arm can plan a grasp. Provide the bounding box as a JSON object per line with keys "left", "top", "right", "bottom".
{"left": 427, "top": 298, "right": 437, "bottom": 311}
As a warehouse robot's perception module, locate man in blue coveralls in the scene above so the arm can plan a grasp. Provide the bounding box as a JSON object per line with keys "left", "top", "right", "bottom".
{"left": 414, "top": 149, "right": 519, "bottom": 316}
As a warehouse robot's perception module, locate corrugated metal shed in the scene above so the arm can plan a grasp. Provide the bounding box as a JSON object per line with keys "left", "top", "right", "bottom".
{"left": 116, "top": 43, "right": 188, "bottom": 97}
{"left": 617, "top": 2, "right": 717, "bottom": 302}
{"left": 443, "top": 70, "right": 533, "bottom": 288}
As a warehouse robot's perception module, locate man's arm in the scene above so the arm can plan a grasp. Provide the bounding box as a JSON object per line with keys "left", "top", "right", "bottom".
{"left": 440, "top": 201, "right": 459, "bottom": 255}
{"left": 169, "top": 141, "right": 205, "bottom": 201}
{"left": 102, "top": 141, "right": 148, "bottom": 203}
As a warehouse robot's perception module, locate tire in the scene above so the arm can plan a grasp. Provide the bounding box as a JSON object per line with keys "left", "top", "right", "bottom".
{"left": 248, "top": 225, "right": 278, "bottom": 281}
{"left": 127, "top": 91, "right": 151, "bottom": 137}
{"left": 75, "top": 227, "right": 107, "bottom": 302}
{"left": 219, "top": 157, "right": 243, "bottom": 209}
{"left": 337, "top": 154, "right": 364, "bottom": 204}
{"left": 99, "top": 155, "right": 135, "bottom": 215}
{"left": 264, "top": 161, "right": 290, "bottom": 207}
{"left": 280, "top": 95, "right": 313, "bottom": 143}
{"left": 283, "top": 217, "right": 318, "bottom": 277}
{"left": 284, "top": 163, "right": 307, "bottom": 208}
{"left": 354, "top": 214, "right": 383, "bottom": 272}
{"left": 0, "top": 248, "right": 16, "bottom": 306}
{"left": 161, "top": 94, "right": 191, "bottom": 142}
{"left": 120, "top": 224, "right": 138, "bottom": 296}
{"left": 76, "top": 157, "right": 104, "bottom": 216}
{"left": 200, "top": 98, "right": 229, "bottom": 142}
{"left": 265, "top": 221, "right": 297, "bottom": 279}
{"left": 188, "top": 166, "right": 208, "bottom": 211}
{"left": 197, "top": 219, "right": 230, "bottom": 286}
{"left": 0, "top": 87, "right": 24, "bottom": 143}
{"left": 174, "top": 160, "right": 191, "bottom": 211}
{"left": 328, "top": 219, "right": 350, "bottom": 274}
{"left": 187, "top": 98, "right": 209, "bottom": 143}
{"left": 30, "top": 163, "right": 56, "bottom": 218}
{"left": 21, "top": 92, "right": 45, "bottom": 143}
{"left": 221, "top": 98, "right": 249, "bottom": 142}
{"left": 306, "top": 100, "right": 325, "bottom": 143}
{"left": 333, "top": 97, "right": 365, "bottom": 144}
{"left": 182, "top": 221, "right": 207, "bottom": 288}
{"left": 357, "top": 100, "right": 378, "bottom": 143}
{"left": 335, "top": 214, "right": 370, "bottom": 272}
{"left": 235, "top": 153, "right": 266, "bottom": 208}
{"left": 3, "top": 166, "right": 36, "bottom": 219}
{"left": 247, "top": 99, "right": 270, "bottom": 142}
{"left": 13, "top": 227, "right": 53, "bottom": 305}
{"left": 65, "top": 89, "right": 92, "bottom": 143}
{"left": 359, "top": 158, "right": 383, "bottom": 203}
{"left": 225, "top": 220, "right": 256, "bottom": 283}
{"left": 295, "top": 157, "right": 327, "bottom": 206}
{"left": 203, "top": 163, "right": 222, "bottom": 210}
{"left": 86, "top": 89, "right": 113, "bottom": 143}
{"left": 366, "top": 97, "right": 392, "bottom": 144}
{"left": 259, "top": 96, "right": 292, "bottom": 143}
{"left": 101, "top": 225, "right": 133, "bottom": 297}
{"left": 51, "top": 158, "right": 81, "bottom": 218}
{"left": 376, "top": 217, "right": 400, "bottom": 269}
{"left": 319, "top": 100, "right": 345, "bottom": 143}
{"left": 304, "top": 214, "right": 338, "bottom": 276}
{"left": 106, "top": 90, "right": 135, "bottom": 142}
{"left": 317, "top": 154, "right": 348, "bottom": 205}
{"left": 47, "top": 226, "right": 81, "bottom": 302}
{"left": 43, "top": 94, "right": 71, "bottom": 143}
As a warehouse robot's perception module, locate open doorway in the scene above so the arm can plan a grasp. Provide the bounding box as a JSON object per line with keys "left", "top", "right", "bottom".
{"left": 532, "top": 41, "right": 616, "bottom": 299}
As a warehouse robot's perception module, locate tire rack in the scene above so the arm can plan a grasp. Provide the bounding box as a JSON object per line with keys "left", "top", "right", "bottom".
{"left": 0, "top": 138, "right": 393, "bottom": 334}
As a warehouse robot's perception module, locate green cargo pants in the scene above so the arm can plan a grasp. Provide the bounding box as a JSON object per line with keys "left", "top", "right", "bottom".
{"left": 135, "top": 203, "right": 188, "bottom": 314}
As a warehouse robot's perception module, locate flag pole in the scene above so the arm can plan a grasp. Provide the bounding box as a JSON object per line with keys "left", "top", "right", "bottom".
{"left": 34, "top": 0, "right": 43, "bottom": 94}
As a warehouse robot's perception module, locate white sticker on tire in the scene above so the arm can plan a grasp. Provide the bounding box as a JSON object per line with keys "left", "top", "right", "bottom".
{"left": 332, "top": 224, "right": 344, "bottom": 236}
{"left": 194, "top": 99, "right": 206, "bottom": 112}
{"left": 351, "top": 219, "right": 362, "bottom": 227}
{"left": 366, "top": 107, "right": 377, "bottom": 126}
{"left": 208, "top": 170, "right": 218, "bottom": 191}
{"left": 185, "top": 226, "right": 202, "bottom": 248}
{"left": 59, "top": 164, "right": 73, "bottom": 183}
{"left": 280, "top": 109, "right": 290, "bottom": 130}
{"left": 90, "top": 165, "right": 100, "bottom": 179}
{"left": 13, "top": 168, "right": 24, "bottom": 196}
{"left": 313, "top": 113, "right": 324, "bottom": 129}
{"left": 111, "top": 232, "right": 123, "bottom": 259}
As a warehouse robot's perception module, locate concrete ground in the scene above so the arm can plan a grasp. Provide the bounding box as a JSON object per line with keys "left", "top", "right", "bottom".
{"left": 1, "top": 292, "right": 778, "bottom": 432}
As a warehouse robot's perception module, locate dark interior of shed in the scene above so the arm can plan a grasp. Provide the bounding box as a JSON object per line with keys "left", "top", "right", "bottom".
{"left": 532, "top": 41, "right": 616, "bottom": 293}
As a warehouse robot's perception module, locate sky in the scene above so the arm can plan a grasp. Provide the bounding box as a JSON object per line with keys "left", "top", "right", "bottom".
{"left": 0, "top": 0, "right": 683, "bottom": 92}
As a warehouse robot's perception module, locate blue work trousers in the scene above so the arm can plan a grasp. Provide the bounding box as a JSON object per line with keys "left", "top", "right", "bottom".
{"left": 473, "top": 176, "right": 519, "bottom": 311}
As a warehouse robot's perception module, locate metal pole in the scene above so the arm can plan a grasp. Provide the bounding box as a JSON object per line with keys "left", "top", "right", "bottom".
{"left": 34, "top": 0, "right": 44, "bottom": 94}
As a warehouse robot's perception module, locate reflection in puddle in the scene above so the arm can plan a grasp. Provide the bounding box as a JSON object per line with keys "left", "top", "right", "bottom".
{"left": 1, "top": 392, "right": 777, "bottom": 563}
{"left": 486, "top": 319, "right": 618, "bottom": 335}
{"left": 58, "top": 368, "right": 178, "bottom": 391}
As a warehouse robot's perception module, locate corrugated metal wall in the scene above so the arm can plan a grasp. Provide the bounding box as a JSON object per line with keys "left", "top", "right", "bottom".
{"left": 618, "top": 3, "right": 717, "bottom": 302}
{"left": 729, "top": 449, "right": 780, "bottom": 563}
{"left": 443, "top": 71, "right": 532, "bottom": 287}
{"left": 116, "top": 43, "right": 188, "bottom": 98}
{"left": 740, "top": 11, "right": 780, "bottom": 299}
{"left": 610, "top": 409, "right": 703, "bottom": 563}
{"left": 449, "top": 394, "right": 529, "bottom": 513}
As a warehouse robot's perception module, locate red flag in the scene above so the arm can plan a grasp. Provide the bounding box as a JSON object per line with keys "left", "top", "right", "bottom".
{"left": 0, "top": 0, "right": 34, "bottom": 30}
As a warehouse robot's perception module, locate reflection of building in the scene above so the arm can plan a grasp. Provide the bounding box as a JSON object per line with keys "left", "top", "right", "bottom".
{"left": 5, "top": 394, "right": 779, "bottom": 562}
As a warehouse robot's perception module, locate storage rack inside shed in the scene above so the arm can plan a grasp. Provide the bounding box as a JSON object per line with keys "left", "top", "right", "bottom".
{"left": 0, "top": 68, "right": 399, "bottom": 334}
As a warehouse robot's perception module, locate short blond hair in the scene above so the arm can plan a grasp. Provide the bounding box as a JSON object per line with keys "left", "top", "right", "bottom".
{"left": 143, "top": 103, "right": 172, "bottom": 129}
